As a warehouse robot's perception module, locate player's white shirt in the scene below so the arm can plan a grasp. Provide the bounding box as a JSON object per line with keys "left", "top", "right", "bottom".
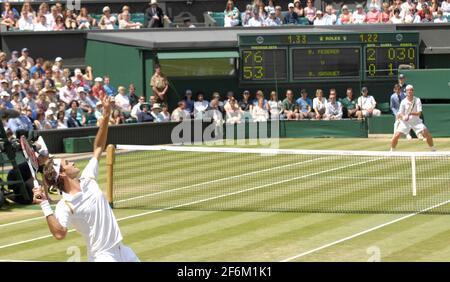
{"left": 398, "top": 96, "right": 422, "bottom": 123}
{"left": 55, "top": 158, "right": 123, "bottom": 258}
{"left": 357, "top": 95, "right": 377, "bottom": 110}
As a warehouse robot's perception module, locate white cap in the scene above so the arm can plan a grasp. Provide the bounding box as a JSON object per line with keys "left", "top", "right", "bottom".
{"left": 0, "top": 91, "right": 10, "bottom": 97}
{"left": 96, "top": 101, "right": 102, "bottom": 106}
{"left": 12, "top": 81, "right": 20, "bottom": 87}
{"left": 405, "top": 84, "right": 414, "bottom": 90}
{"left": 77, "top": 86, "right": 86, "bottom": 93}
{"left": 51, "top": 65, "right": 59, "bottom": 72}
{"left": 55, "top": 57, "right": 63, "bottom": 62}
{"left": 0, "top": 79, "right": 8, "bottom": 84}
{"left": 45, "top": 109, "right": 54, "bottom": 117}
{"left": 94, "top": 77, "right": 103, "bottom": 83}
{"left": 49, "top": 102, "right": 57, "bottom": 108}
{"left": 103, "top": 6, "right": 111, "bottom": 12}
{"left": 288, "top": 3, "right": 294, "bottom": 8}
{"left": 74, "top": 68, "right": 82, "bottom": 76}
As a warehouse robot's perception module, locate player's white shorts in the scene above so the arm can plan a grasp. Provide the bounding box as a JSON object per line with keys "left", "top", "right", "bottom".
{"left": 395, "top": 119, "right": 427, "bottom": 135}
{"left": 89, "top": 242, "right": 140, "bottom": 262}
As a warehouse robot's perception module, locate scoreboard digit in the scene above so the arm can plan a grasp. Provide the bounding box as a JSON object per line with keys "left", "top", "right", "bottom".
{"left": 240, "top": 49, "right": 288, "bottom": 82}
{"left": 365, "top": 46, "right": 417, "bottom": 79}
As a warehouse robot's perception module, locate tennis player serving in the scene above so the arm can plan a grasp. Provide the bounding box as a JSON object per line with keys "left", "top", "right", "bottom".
{"left": 33, "top": 97, "right": 139, "bottom": 262}
{"left": 390, "top": 84, "right": 435, "bottom": 152}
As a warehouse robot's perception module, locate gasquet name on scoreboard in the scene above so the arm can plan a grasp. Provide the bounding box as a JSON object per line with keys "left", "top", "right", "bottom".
{"left": 20, "top": 136, "right": 39, "bottom": 171}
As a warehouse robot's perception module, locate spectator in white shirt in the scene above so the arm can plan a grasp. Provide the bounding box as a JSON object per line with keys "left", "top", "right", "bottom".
{"left": 18, "top": 11, "right": 34, "bottom": 31}
{"left": 313, "top": 89, "right": 327, "bottom": 120}
{"left": 400, "top": 0, "right": 414, "bottom": 18}
{"left": 119, "top": 10, "right": 143, "bottom": 29}
{"left": 434, "top": 10, "right": 448, "bottom": 22}
{"left": 246, "top": 12, "right": 264, "bottom": 27}
{"left": 194, "top": 92, "right": 209, "bottom": 119}
{"left": 442, "top": 0, "right": 450, "bottom": 16}
{"left": 34, "top": 14, "right": 51, "bottom": 31}
{"left": 324, "top": 93, "right": 343, "bottom": 120}
{"left": 131, "top": 96, "right": 145, "bottom": 119}
{"left": 357, "top": 87, "right": 381, "bottom": 117}
{"left": 58, "top": 80, "right": 78, "bottom": 104}
{"left": 351, "top": 4, "right": 367, "bottom": 23}
{"left": 265, "top": 10, "right": 282, "bottom": 26}
{"left": 251, "top": 98, "right": 269, "bottom": 122}
{"left": 114, "top": 86, "right": 131, "bottom": 112}
{"left": 313, "top": 10, "right": 329, "bottom": 25}
{"left": 324, "top": 5, "right": 337, "bottom": 25}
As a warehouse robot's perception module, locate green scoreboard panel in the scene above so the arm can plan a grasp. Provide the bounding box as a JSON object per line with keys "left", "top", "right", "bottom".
{"left": 238, "top": 32, "right": 419, "bottom": 83}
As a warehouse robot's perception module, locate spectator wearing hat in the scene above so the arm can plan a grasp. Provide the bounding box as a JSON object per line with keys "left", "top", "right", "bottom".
{"left": 77, "top": 87, "right": 94, "bottom": 111}
{"left": 284, "top": 3, "right": 299, "bottom": 24}
{"left": 0, "top": 79, "right": 9, "bottom": 92}
{"left": 313, "top": 10, "right": 329, "bottom": 25}
{"left": 99, "top": 6, "right": 116, "bottom": 30}
{"left": 150, "top": 103, "right": 165, "bottom": 122}
{"left": 11, "top": 80, "right": 21, "bottom": 95}
{"left": 119, "top": 10, "right": 143, "bottom": 29}
{"left": 357, "top": 87, "right": 381, "bottom": 117}
{"left": 171, "top": 101, "right": 190, "bottom": 122}
{"left": 18, "top": 48, "right": 34, "bottom": 70}
{"left": 0, "top": 91, "right": 13, "bottom": 109}
{"left": 304, "top": 0, "right": 316, "bottom": 24}
{"left": 94, "top": 101, "right": 103, "bottom": 121}
{"left": 115, "top": 86, "right": 131, "bottom": 113}
{"left": 351, "top": 4, "right": 367, "bottom": 23}
{"left": 265, "top": 9, "right": 282, "bottom": 26}
{"left": 145, "top": 0, "right": 165, "bottom": 28}
{"left": 366, "top": 4, "right": 381, "bottom": 23}
{"left": 92, "top": 77, "right": 106, "bottom": 100}
{"left": 224, "top": 0, "right": 240, "bottom": 27}
{"left": 71, "top": 68, "right": 88, "bottom": 87}
{"left": 137, "top": 103, "right": 154, "bottom": 123}
{"left": 64, "top": 9, "right": 77, "bottom": 30}
{"left": 150, "top": 64, "right": 169, "bottom": 104}
{"left": 42, "top": 110, "right": 57, "bottom": 129}
{"left": 77, "top": 7, "right": 97, "bottom": 29}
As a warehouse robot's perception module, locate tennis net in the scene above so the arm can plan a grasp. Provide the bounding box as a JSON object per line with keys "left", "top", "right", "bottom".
{"left": 107, "top": 145, "right": 450, "bottom": 214}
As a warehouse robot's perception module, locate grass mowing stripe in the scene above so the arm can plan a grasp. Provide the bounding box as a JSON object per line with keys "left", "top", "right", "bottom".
{"left": 280, "top": 199, "right": 450, "bottom": 262}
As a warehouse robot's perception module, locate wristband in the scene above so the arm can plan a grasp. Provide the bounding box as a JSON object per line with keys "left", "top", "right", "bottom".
{"left": 40, "top": 200, "right": 54, "bottom": 217}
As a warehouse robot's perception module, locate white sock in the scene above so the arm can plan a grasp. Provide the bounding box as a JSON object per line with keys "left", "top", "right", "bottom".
{"left": 390, "top": 147, "right": 394, "bottom": 152}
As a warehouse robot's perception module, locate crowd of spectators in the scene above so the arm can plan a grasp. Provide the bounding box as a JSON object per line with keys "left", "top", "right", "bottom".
{"left": 1, "top": 0, "right": 449, "bottom": 31}
{"left": 225, "top": 0, "right": 450, "bottom": 27}
{"left": 0, "top": 0, "right": 173, "bottom": 31}
{"left": 1, "top": 46, "right": 405, "bottom": 137}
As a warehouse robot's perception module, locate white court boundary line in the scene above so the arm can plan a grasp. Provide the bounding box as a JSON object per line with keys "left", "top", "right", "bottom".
{"left": 0, "top": 156, "right": 327, "bottom": 229}
{"left": 281, "top": 199, "right": 450, "bottom": 262}
{"left": 0, "top": 157, "right": 379, "bottom": 251}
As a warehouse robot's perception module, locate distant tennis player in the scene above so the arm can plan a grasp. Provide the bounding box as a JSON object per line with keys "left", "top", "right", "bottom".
{"left": 33, "top": 97, "right": 139, "bottom": 262}
{"left": 390, "top": 84, "right": 435, "bottom": 152}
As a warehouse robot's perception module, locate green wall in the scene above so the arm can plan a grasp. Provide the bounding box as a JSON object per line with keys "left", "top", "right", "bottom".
{"left": 86, "top": 40, "right": 145, "bottom": 97}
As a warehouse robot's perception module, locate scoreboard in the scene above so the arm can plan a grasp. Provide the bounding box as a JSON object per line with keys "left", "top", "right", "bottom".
{"left": 238, "top": 32, "right": 419, "bottom": 83}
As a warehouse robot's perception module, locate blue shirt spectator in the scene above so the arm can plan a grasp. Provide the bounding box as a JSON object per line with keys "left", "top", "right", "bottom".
{"left": 296, "top": 96, "right": 313, "bottom": 113}
{"left": 7, "top": 115, "right": 34, "bottom": 133}
{"left": 284, "top": 4, "right": 299, "bottom": 24}
{"left": 103, "top": 77, "right": 115, "bottom": 96}
{"left": 390, "top": 84, "right": 405, "bottom": 116}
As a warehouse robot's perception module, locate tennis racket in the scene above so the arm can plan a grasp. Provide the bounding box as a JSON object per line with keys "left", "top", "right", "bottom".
{"left": 20, "top": 135, "right": 41, "bottom": 200}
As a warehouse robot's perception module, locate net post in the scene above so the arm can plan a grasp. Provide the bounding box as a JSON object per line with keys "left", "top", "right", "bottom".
{"left": 106, "top": 144, "right": 115, "bottom": 208}
{"left": 411, "top": 155, "right": 417, "bottom": 197}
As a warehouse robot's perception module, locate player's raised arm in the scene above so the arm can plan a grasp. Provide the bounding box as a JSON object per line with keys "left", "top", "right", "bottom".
{"left": 93, "top": 97, "right": 112, "bottom": 160}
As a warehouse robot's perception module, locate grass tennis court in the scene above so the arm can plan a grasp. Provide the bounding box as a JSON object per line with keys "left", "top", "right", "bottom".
{"left": 1, "top": 138, "right": 450, "bottom": 262}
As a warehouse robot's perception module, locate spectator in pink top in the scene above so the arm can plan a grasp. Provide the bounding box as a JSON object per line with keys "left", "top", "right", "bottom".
{"left": 339, "top": 5, "right": 351, "bottom": 24}
{"left": 304, "top": 0, "right": 316, "bottom": 24}
{"left": 366, "top": 4, "right": 381, "bottom": 23}
{"left": 379, "top": 3, "right": 391, "bottom": 23}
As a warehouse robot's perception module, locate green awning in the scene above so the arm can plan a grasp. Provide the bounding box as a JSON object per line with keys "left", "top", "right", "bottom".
{"left": 157, "top": 51, "right": 239, "bottom": 60}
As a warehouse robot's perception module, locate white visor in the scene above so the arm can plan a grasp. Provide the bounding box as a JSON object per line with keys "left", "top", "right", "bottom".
{"left": 53, "top": 159, "right": 62, "bottom": 182}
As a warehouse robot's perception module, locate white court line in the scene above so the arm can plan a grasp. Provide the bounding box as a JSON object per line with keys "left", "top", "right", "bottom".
{"left": 333, "top": 176, "right": 450, "bottom": 180}
{"left": 115, "top": 156, "right": 327, "bottom": 204}
{"left": 0, "top": 157, "right": 326, "bottom": 229}
{"left": 281, "top": 199, "right": 450, "bottom": 262}
{"left": 0, "top": 156, "right": 378, "bottom": 251}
